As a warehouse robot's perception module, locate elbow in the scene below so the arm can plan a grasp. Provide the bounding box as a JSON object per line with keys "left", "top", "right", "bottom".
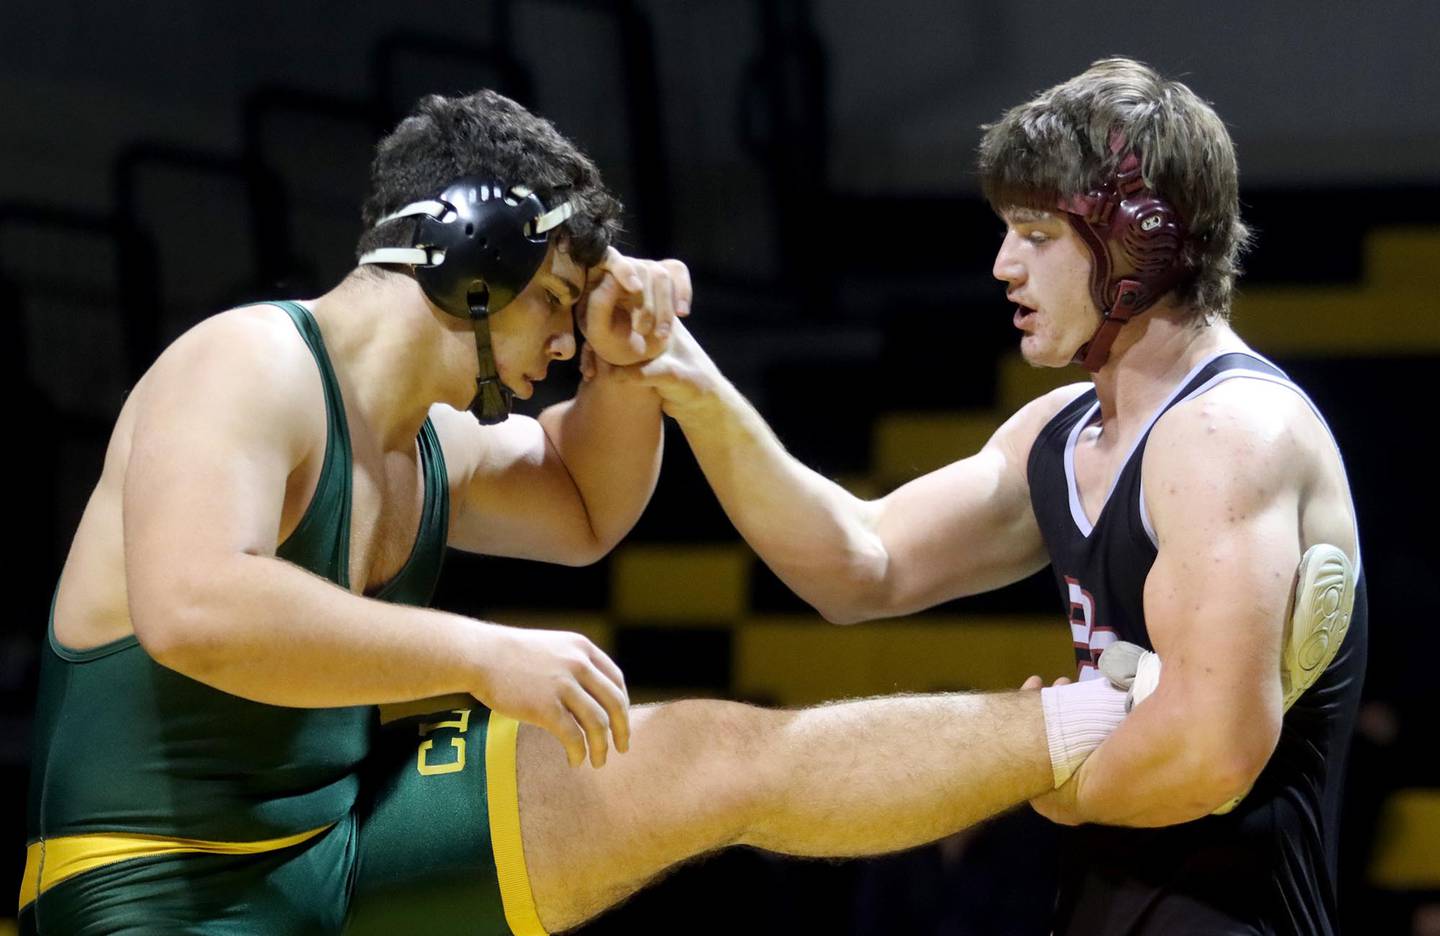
{"left": 816, "top": 602, "right": 867, "bottom": 626}
{"left": 554, "top": 533, "right": 613, "bottom": 568}
{"left": 128, "top": 566, "right": 230, "bottom": 675}
{"left": 1184, "top": 717, "right": 1281, "bottom": 811}
{"left": 1219, "top": 731, "right": 1280, "bottom": 798}
{"left": 131, "top": 596, "right": 203, "bottom": 672}
{"left": 815, "top": 594, "right": 886, "bottom": 626}
{"left": 811, "top": 550, "right": 894, "bottom": 626}
{"left": 1192, "top": 753, "right": 1268, "bottom": 811}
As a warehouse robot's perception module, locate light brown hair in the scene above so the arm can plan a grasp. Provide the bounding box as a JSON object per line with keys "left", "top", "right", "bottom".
{"left": 978, "top": 57, "right": 1252, "bottom": 320}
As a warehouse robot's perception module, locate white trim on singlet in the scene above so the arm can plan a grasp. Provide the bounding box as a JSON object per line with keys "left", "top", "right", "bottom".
{"left": 1134, "top": 351, "right": 1364, "bottom": 574}
{"left": 1062, "top": 399, "right": 1102, "bottom": 535}
{"left": 1065, "top": 350, "right": 1235, "bottom": 538}
{"left": 1138, "top": 479, "right": 1159, "bottom": 548}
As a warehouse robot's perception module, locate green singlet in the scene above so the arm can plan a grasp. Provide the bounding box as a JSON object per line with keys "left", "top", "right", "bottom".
{"left": 21, "top": 302, "right": 529, "bottom": 935}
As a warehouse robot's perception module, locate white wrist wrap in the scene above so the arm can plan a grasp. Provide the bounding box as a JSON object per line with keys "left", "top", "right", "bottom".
{"left": 1040, "top": 677, "right": 1130, "bottom": 789}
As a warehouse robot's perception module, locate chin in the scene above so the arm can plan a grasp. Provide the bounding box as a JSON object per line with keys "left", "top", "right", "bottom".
{"left": 505, "top": 375, "right": 534, "bottom": 400}
{"left": 1020, "top": 338, "right": 1066, "bottom": 369}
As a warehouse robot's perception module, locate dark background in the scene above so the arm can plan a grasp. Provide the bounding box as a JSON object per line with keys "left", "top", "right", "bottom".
{"left": 3, "top": 1, "right": 1438, "bottom": 933}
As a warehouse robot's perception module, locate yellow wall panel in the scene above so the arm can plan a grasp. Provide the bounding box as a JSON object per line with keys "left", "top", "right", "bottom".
{"left": 1369, "top": 787, "right": 1440, "bottom": 889}
{"left": 735, "top": 615, "right": 1073, "bottom": 707}
{"left": 613, "top": 545, "right": 752, "bottom": 621}
{"left": 873, "top": 413, "right": 1001, "bottom": 485}
{"left": 997, "top": 352, "right": 1086, "bottom": 412}
{"left": 1236, "top": 290, "right": 1440, "bottom": 354}
{"left": 1367, "top": 227, "right": 1440, "bottom": 291}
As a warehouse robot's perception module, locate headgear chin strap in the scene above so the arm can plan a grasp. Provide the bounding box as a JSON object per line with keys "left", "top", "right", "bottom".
{"left": 358, "top": 177, "right": 576, "bottom": 424}
{"left": 1056, "top": 138, "right": 1188, "bottom": 371}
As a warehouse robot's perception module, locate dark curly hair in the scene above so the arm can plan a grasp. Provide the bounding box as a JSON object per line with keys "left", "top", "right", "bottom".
{"left": 356, "top": 90, "right": 622, "bottom": 268}
{"left": 978, "top": 58, "right": 1252, "bottom": 321}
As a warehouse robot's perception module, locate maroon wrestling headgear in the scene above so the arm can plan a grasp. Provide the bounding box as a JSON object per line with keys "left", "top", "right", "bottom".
{"left": 1056, "top": 135, "right": 1189, "bottom": 371}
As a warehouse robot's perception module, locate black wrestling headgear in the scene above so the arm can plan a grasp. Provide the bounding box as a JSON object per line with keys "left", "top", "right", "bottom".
{"left": 358, "top": 177, "right": 575, "bottom": 423}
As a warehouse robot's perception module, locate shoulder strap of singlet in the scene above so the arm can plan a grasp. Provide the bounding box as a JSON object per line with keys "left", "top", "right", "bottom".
{"left": 270, "top": 300, "right": 354, "bottom": 589}
{"left": 370, "top": 417, "right": 451, "bottom": 605}
{"left": 417, "top": 416, "right": 451, "bottom": 550}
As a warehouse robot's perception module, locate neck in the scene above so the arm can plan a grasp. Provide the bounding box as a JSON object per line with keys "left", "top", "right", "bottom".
{"left": 1089, "top": 304, "right": 1245, "bottom": 425}
{"left": 307, "top": 270, "right": 470, "bottom": 451}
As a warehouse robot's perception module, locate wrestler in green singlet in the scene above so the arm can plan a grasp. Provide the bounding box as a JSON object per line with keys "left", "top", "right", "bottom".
{"left": 22, "top": 302, "right": 508, "bottom": 935}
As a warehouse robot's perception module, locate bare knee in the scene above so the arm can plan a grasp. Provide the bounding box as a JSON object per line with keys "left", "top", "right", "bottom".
{"left": 633, "top": 698, "right": 788, "bottom": 838}
{"left": 515, "top": 698, "right": 792, "bottom": 931}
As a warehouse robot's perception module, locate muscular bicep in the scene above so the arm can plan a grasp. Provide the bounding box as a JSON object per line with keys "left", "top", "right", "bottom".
{"left": 123, "top": 316, "right": 313, "bottom": 645}
{"left": 433, "top": 404, "right": 599, "bottom": 564}
{"left": 867, "top": 388, "right": 1087, "bottom": 615}
{"left": 872, "top": 446, "right": 1048, "bottom": 613}
{"left": 1140, "top": 397, "right": 1307, "bottom": 772}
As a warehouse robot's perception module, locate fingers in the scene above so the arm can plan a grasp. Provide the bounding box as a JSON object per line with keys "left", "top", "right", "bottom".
{"left": 556, "top": 637, "right": 630, "bottom": 766}
{"left": 560, "top": 683, "right": 613, "bottom": 769}
{"left": 1021, "top": 675, "right": 1044, "bottom": 691}
{"left": 544, "top": 701, "right": 590, "bottom": 769}
{"left": 579, "top": 343, "right": 598, "bottom": 381}
{"left": 661, "top": 259, "right": 692, "bottom": 318}
{"left": 1052, "top": 676, "right": 1073, "bottom": 687}
{"left": 585, "top": 645, "right": 631, "bottom": 753}
{"left": 574, "top": 662, "right": 631, "bottom": 761}
{"left": 594, "top": 246, "right": 644, "bottom": 295}
{"left": 580, "top": 250, "right": 692, "bottom": 366}
{"left": 645, "top": 267, "right": 675, "bottom": 346}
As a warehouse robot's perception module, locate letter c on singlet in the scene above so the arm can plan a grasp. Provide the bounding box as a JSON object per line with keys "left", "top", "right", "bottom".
{"left": 416, "top": 709, "right": 472, "bottom": 776}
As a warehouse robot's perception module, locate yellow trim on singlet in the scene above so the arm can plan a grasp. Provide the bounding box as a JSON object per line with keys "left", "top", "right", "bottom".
{"left": 18, "top": 823, "right": 333, "bottom": 912}
{"left": 486, "top": 714, "right": 548, "bottom": 936}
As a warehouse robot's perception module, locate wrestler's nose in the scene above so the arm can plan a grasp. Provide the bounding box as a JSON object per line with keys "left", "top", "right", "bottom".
{"left": 993, "top": 231, "right": 1024, "bottom": 285}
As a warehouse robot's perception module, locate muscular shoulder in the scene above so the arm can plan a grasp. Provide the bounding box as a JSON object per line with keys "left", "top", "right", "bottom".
{"left": 1143, "top": 378, "right": 1315, "bottom": 529}
{"left": 144, "top": 305, "right": 318, "bottom": 396}
{"left": 995, "top": 381, "right": 1093, "bottom": 474}
{"left": 128, "top": 304, "right": 324, "bottom": 457}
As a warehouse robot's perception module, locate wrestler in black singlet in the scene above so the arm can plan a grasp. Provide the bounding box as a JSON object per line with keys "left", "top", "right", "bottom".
{"left": 1027, "top": 351, "right": 1367, "bottom": 935}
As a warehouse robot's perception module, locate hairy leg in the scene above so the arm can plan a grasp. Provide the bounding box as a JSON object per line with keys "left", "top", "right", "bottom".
{"left": 517, "top": 691, "right": 1052, "bottom": 932}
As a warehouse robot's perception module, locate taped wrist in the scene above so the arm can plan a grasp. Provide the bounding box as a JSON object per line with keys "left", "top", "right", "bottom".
{"left": 1040, "top": 677, "right": 1129, "bottom": 789}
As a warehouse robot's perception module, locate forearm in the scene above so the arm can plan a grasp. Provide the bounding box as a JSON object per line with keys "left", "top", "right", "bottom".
{"left": 671, "top": 377, "right": 888, "bottom": 622}
{"left": 1072, "top": 686, "right": 1261, "bottom": 826}
{"left": 538, "top": 366, "right": 664, "bottom": 558}
{"left": 139, "top": 553, "right": 483, "bottom": 708}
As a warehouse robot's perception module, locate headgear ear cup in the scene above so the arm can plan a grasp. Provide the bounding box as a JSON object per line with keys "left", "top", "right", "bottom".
{"left": 359, "top": 178, "right": 576, "bottom": 424}
{"left": 1057, "top": 146, "right": 1189, "bottom": 371}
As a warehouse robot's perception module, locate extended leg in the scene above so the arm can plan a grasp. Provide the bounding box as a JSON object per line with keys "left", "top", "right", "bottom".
{"left": 517, "top": 690, "right": 1057, "bottom": 933}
